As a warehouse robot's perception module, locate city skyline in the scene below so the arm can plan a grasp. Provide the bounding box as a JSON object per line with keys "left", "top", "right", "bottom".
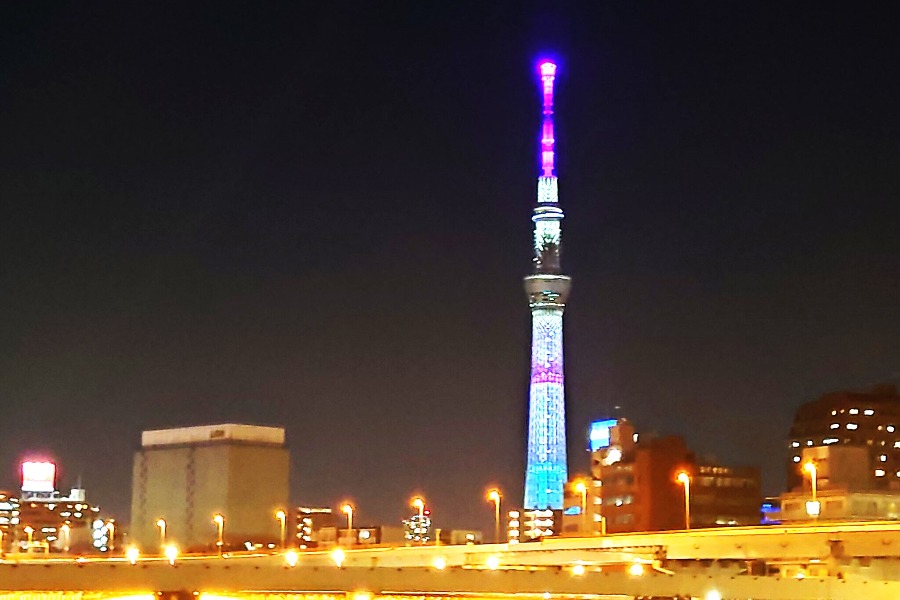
{"left": 1, "top": 3, "right": 898, "bottom": 533}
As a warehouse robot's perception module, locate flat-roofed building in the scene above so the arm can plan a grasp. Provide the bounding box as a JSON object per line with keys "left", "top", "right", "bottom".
{"left": 130, "top": 424, "right": 289, "bottom": 552}
{"left": 788, "top": 384, "right": 900, "bottom": 492}
{"left": 587, "top": 420, "right": 761, "bottom": 533}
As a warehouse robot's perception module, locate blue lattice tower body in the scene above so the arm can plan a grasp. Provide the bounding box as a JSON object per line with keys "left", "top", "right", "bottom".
{"left": 523, "top": 61, "right": 571, "bottom": 510}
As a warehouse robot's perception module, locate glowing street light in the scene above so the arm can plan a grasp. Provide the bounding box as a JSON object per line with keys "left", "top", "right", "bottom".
{"left": 23, "top": 526, "right": 34, "bottom": 552}
{"left": 486, "top": 489, "right": 501, "bottom": 543}
{"left": 574, "top": 480, "right": 588, "bottom": 534}
{"left": 341, "top": 503, "right": 354, "bottom": 547}
{"left": 59, "top": 523, "right": 71, "bottom": 553}
{"left": 411, "top": 496, "right": 426, "bottom": 543}
{"left": 285, "top": 549, "right": 299, "bottom": 567}
{"left": 676, "top": 472, "right": 691, "bottom": 530}
{"left": 105, "top": 520, "right": 116, "bottom": 552}
{"left": 213, "top": 514, "right": 225, "bottom": 555}
{"left": 803, "top": 461, "right": 820, "bottom": 518}
{"left": 164, "top": 544, "right": 178, "bottom": 566}
{"left": 331, "top": 547, "right": 345, "bottom": 567}
{"left": 412, "top": 497, "right": 425, "bottom": 519}
{"left": 275, "top": 510, "right": 287, "bottom": 548}
{"left": 156, "top": 518, "right": 167, "bottom": 550}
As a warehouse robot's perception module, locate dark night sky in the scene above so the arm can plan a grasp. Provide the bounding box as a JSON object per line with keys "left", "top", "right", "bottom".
{"left": 1, "top": 3, "right": 899, "bottom": 532}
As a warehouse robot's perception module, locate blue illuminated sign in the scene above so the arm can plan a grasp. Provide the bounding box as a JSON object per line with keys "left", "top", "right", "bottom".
{"left": 588, "top": 419, "right": 618, "bottom": 452}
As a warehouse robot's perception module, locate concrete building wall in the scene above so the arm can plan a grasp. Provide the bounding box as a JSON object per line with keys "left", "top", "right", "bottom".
{"left": 131, "top": 438, "right": 288, "bottom": 551}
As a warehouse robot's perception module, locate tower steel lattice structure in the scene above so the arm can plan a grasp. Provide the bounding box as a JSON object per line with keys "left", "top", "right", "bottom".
{"left": 523, "top": 60, "right": 571, "bottom": 510}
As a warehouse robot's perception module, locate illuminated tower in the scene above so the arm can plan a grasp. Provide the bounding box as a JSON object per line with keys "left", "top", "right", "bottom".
{"left": 523, "top": 60, "right": 571, "bottom": 510}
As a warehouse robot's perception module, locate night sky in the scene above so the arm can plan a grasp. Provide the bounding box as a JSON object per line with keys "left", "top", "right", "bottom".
{"left": 1, "top": 3, "right": 898, "bottom": 532}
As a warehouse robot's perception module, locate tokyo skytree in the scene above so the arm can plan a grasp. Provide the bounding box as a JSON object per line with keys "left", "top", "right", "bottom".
{"left": 523, "top": 60, "right": 571, "bottom": 510}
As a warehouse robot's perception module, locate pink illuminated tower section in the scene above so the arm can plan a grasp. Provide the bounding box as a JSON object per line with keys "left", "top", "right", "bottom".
{"left": 523, "top": 60, "right": 571, "bottom": 510}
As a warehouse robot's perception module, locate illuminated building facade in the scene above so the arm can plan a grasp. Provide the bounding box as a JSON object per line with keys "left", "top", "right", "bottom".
{"left": 403, "top": 510, "right": 432, "bottom": 543}
{"left": 590, "top": 420, "right": 761, "bottom": 533}
{"left": 0, "top": 491, "right": 20, "bottom": 552}
{"left": 523, "top": 59, "right": 571, "bottom": 511}
{"left": 787, "top": 384, "right": 900, "bottom": 492}
{"left": 295, "top": 506, "right": 335, "bottom": 548}
{"left": 130, "top": 424, "right": 289, "bottom": 551}
{"left": 10, "top": 461, "right": 105, "bottom": 553}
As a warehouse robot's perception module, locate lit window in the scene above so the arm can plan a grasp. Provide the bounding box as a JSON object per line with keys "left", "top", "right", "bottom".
{"left": 831, "top": 410, "right": 837, "bottom": 416}
{"left": 864, "top": 409, "right": 875, "bottom": 416}
{"left": 876, "top": 469, "right": 886, "bottom": 477}
{"left": 847, "top": 423, "right": 858, "bottom": 430}
{"left": 888, "top": 426, "right": 896, "bottom": 433}
{"left": 823, "top": 438, "right": 838, "bottom": 445}
{"left": 806, "top": 440, "right": 813, "bottom": 446}
{"left": 894, "top": 442, "right": 900, "bottom": 449}
{"left": 830, "top": 423, "right": 840, "bottom": 429}
{"left": 791, "top": 441, "right": 800, "bottom": 448}
{"left": 880, "top": 455, "right": 887, "bottom": 462}
{"left": 849, "top": 408, "right": 859, "bottom": 415}
{"left": 792, "top": 456, "right": 801, "bottom": 463}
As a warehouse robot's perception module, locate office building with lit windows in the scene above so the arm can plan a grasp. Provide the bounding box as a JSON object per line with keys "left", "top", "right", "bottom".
{"left": 589, "top": 419, "right": 761, "bottom": 533}
{"left": 787, "top": 384, "right": 900, "bottom": 492}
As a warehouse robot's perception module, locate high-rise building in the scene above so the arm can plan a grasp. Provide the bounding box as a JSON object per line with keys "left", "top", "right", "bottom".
{"left": 130, "top": 424, "right": 289, "bottom": 552}
{"left": 787, "top": 384, "right": 900, "bottom": 492}
{"left": 523, "top": 59, "right": 571, "bottom": 511}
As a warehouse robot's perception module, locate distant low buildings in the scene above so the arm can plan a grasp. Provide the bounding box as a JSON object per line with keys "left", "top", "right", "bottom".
{"left": 2, "top": 461, "right": 106, "bottom": 554}
{"left": 130, "top": 423, "right": 289, "bottom": 552}
{"left": 584, "top": 418, "right": 761, "bottom": 534}
{"left": 783, "top": 385, "right": 900, "bottom": 522}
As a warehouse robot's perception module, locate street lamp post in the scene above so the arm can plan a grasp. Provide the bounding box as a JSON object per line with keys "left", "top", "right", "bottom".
{"left": 341, "top": 503, "right": 354, "bottom": 547}
{"left": 156, "top": 518, "right": 167, "bottom": 551}
{"left": 213, "top": 514, "right": 225, "bottom": 555}
{"left": 574, "top": 481, "right": 588, "bottom": 534}
{"left": 411, "top": 497, "right": 425, "bottom": 543}
{"left": 486, "top": 489, "right": 501, "bottom": 544}
{"left": 676, "top": 472, "right": 691, "bottom": 530}
{"left": 276, "top": 510, "right": 287, "bottom": 549}
{"left": 59, "top": 524, "right": 70, "bottom": 553}
{"left": 23, "top": 526, "right": 34, "bottom": 553}
{"left": 105, "top": 520, "right": 116, "bottom": 553}
{"left": 803, "top": 461, "right": 820, "bottom": 518}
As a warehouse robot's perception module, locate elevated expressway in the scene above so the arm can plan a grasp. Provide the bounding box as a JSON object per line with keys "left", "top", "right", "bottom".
{"left": 4, "top": 521, "right": 900, "bottom": 599}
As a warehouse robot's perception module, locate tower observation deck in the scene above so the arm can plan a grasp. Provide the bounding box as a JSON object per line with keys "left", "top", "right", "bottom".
{"left": 523, "top": 60, "right": 571, "bottom": 510}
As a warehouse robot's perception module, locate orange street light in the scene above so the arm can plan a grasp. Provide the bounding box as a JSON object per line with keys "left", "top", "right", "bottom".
{"left": 59, "top": 523, "right": 71, "bottom": 553}
{"left": 486, "top": 489, "right": 501, "bottom": 544}
{"left": 574, "top": 480, "right": 589, "bottom": 534}
{"left": 105, "top": 520, "right": 116, "bottom": 552}
{"left": 156, "top": 518, "right": 167, "bottom": 550}
{"left": 341, "top": 503, "right": 354, "bottom": 546}
{"left": 676, "top": 472, "right": 691, "bottom": 530}
{"left": 411, "top": 497, "right": 426, "bottom": 544}
{"left": 213, "top": 514, "right": 225, "bottom": 555}
{"left": 23, "top": 525, "right": 34, "bottom": 552}
{"left": 803, "top": 461, "right": 820, "bottom": 518}
{"left": 276, "top": 510, "right": 287, "bottom": 548}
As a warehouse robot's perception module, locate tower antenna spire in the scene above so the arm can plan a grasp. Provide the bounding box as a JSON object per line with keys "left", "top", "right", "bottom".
{"left": 523, "top": 58, "right": 572, "bottom": 512}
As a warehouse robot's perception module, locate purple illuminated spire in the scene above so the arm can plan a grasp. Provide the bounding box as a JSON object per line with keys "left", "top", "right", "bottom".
{"left": 524, "top": 58, "right": 570, "bottom": 511}
{"left": 538, "top": 61, "right": 557, "bottom": 178}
